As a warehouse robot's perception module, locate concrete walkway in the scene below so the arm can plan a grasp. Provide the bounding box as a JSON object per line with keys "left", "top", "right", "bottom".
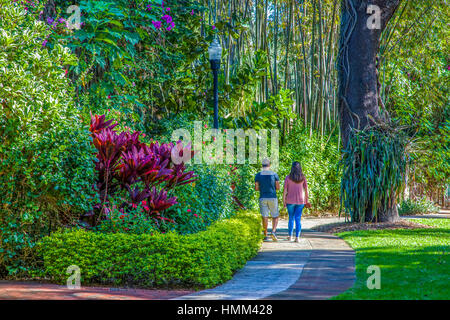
{"left": 177, "top": 217, "right": 356, "bottom": 300}
{"left": 0, "top": 217, "right": 355, "bottom": 300}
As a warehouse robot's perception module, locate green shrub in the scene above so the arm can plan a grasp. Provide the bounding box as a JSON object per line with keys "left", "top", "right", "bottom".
{"left": 150, "top": 112, "right": 201, "bottom": 143}
{"left": 280, "top": 125, "right": 341, "bottom": 212}
{"left": 0, "top": 1, "right": 96, "bottom": 276}
{"left": 144, "top": 113, "right": 236, "bottom": 234}
{"left": 37, "top": 211, "right": 262, "bottom": 288}
{"left": 398, "top": 198, "right": 440, "bottom": 216}
{"left": 94, "top": 196, "right": 162, "bottom": 235}
{"left": 168, "top": 164, "right": 233, "bottom": 234}
{"left": 231, "top": 164, "right": 259, "bottom": 211}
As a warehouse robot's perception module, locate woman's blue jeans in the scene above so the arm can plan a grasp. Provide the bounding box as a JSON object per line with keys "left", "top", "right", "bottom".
{"left": 286, "top": 204, "right": 305, "bottom": 238}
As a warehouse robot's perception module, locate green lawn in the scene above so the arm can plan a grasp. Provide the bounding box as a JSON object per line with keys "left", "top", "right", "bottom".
{"left": 333, "top": 218, "right": 449, "bottom": 300}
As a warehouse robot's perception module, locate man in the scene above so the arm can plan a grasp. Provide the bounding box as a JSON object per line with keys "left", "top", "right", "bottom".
{"left": 255, "top": 158, "right": 280, "bottom": 241}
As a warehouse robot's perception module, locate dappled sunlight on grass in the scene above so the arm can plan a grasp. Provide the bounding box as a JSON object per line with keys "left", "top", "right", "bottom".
{"left": 333, "top": 219, "right": 449, "bottom": 300}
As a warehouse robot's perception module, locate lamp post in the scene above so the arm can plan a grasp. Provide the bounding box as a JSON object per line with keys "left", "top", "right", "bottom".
{"left": 208, "top": 37, "right": 222, "bottom": 129}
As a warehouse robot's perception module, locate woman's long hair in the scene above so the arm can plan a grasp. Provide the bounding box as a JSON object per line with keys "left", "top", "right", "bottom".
{"left": 289, "top": 162, "right": 305, "bottom": 183}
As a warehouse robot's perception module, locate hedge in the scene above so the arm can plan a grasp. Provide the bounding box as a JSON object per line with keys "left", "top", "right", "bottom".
{"left": 37, "top": 211, "right": 262, "bottom": 289}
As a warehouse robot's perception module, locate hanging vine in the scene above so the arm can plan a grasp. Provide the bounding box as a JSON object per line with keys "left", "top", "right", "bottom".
{"left": 337, "top": 0, "right": 360, "bottom": 130}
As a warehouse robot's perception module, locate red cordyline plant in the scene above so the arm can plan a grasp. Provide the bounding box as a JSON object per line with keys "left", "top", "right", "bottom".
{"left": 84, "top": 114, "right": 196, "bottom": 228}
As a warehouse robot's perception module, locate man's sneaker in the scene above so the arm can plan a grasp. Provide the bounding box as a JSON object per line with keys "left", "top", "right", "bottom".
{"left": 271, "top": 233, "right": 278, "bottom": 242}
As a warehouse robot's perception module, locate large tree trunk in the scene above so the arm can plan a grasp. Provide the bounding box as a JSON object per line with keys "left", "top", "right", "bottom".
{"left": 338, "top": 0, "right": 401, "bottom": 223}
{"left": 337, "top": 0, "right": 400, "bottom": 146}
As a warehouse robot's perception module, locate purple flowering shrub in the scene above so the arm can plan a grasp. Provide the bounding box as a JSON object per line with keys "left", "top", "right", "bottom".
{"left": 150, "top": 0, "right": 176, "bottom": 31}
{"left": 84, "top": 114, "right": 196, "bottom": 231}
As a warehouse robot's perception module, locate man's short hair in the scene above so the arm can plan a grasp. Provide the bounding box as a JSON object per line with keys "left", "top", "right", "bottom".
{"left": 262, "top": 158, "right": 270, "bottom": 167}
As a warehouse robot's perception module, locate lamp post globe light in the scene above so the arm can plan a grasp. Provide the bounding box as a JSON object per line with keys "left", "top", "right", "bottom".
{"left": 208, "top": 37, "right": 222, "bottom": 129}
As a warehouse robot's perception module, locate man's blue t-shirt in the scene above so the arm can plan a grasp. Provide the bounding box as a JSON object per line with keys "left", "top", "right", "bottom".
{"left": 255, "top": 170, "right": 279, "bottom": 199}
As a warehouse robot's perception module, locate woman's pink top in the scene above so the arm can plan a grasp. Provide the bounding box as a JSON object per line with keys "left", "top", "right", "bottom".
{"left": 284, "top": 175, "right": 308, "bottom": 205}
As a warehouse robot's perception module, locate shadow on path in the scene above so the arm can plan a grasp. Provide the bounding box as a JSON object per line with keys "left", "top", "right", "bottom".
{"left": 178, "top": 219, "right": 356, "bottom": 300}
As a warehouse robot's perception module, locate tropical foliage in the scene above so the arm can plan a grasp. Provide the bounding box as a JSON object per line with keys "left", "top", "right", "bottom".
{"left": 0, "top": 0, "right": 447, "bottom": 287}
{"left": 86, "top": 113, "right": 196, "bottom": 229}
{"left": 280, "top": 124, "right": 340, "bottom": 212}
{"left": 0, "top": 1, "right": 96, "bottom": 276}
{"left": 379, "top": 0, "right": 449, "bottom": 206}
{"left": 340, "top": 125, "right": 409, "bottom": 222}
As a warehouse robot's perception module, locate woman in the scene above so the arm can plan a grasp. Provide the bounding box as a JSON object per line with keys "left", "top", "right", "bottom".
{"left": 283, "top": 162, "right": 310, "bottom": 242}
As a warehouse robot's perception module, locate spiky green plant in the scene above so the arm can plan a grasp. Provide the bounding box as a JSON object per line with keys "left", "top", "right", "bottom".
{"left": 339, "top": 125, "right": 410, "bottom": 222}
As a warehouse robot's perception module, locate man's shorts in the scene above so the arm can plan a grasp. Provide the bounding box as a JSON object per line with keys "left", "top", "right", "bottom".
{"left": 259, "top": 198, "right": 279, "bottom": 218}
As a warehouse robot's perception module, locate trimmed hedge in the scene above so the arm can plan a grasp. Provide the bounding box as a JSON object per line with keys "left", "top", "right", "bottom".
{"left": 37, "top": 211, "right": 262, "bottom": 289}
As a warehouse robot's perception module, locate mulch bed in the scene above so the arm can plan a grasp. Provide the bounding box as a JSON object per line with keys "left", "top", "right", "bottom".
{"left": 311, "top": 219, "right": 433, "bottom": 233}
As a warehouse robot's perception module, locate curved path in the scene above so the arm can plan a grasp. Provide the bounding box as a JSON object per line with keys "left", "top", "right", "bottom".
{"left": 177, "top": 218, "right": 356, "bottom": 300}
{"left": 0, "top": 218, "right": 355, "bottom": 300}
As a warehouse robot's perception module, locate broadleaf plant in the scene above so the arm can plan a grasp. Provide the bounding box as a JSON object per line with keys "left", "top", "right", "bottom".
{"left": 86, "top": 114, "right": 196, "bottom": 229}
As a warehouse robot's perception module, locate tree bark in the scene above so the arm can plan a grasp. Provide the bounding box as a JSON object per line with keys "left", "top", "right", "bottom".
{"left": 338, "top": 0, "right": 401, "bottom": 223}
{"left": 337, "top": 0, "right": 400, "bottom": 147}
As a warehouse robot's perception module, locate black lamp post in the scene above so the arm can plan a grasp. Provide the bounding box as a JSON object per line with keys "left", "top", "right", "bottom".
{"left": 208, "top": 37, "right": 222, "bottom": 129}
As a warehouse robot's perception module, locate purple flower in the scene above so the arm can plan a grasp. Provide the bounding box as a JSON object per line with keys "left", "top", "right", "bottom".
{"left": 166, "top": 7, "right": 170, "bottom": 11}
{"left": 166, "top": 22, "right": 175, "bottom": 31}
{"left": 190, "top": 9, "right": 194, "bottom": 15}
{"left": 46, "top": 17, "right": 54, "bottom": 25}
{"left": 162, "top": 14, "right": 173, "bottom": 23}
{"left": 212, "top": 25, "right": 216, "bottom": 30}
{"left": 152, "top": 20, "right": 162, "bottom": 29}
{"left": 42, "top": 39, "right": 48, "bottom": 47}
{"left": 146, "top": 4, "right": 152, "bottom": 11}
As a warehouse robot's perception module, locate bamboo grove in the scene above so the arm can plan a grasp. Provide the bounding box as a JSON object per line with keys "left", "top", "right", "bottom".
{"left": 201, "top": 0, "right": 448, "bottom": 209}
{"left": 203, "top": 0, "right": 341, "bottom": 140}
